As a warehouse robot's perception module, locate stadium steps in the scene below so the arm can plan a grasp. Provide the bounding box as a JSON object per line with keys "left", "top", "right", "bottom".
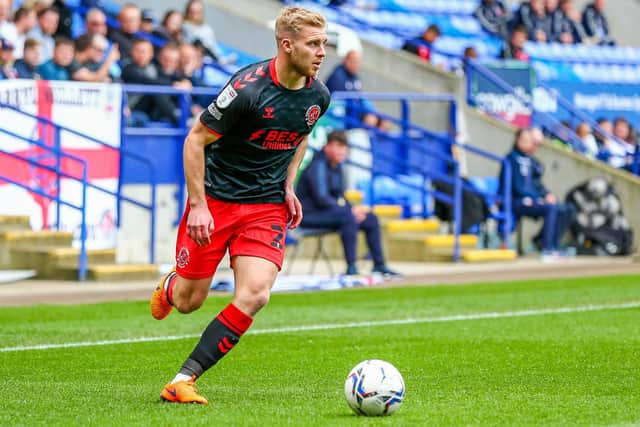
{"left": 53, "top": 263, "right": 160, "bottom": 281}
{"left": 0, "top": 215, "right": 31, "bottom": 231}
{"left": 0, "top": 216, "right": 159, "bottom": 281}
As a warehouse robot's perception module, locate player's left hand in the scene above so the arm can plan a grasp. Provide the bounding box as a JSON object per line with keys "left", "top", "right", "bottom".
{"left": 285, "top": 190, "right": 303, "bottom": 229}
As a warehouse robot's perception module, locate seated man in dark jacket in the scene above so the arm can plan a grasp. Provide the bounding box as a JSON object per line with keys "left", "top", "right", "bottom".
{"left": 499, "top": 128, "right": 574, "bottom": 253}
{"left": 297, "top": 130, "right": 398, "bottom": 277}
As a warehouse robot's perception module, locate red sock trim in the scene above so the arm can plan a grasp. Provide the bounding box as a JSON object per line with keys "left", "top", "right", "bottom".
{"left": 217, "top": 303, "right": 253, "bottom": 336}
{"left": 166, "top": 273, "right": 177, "bottom": 306}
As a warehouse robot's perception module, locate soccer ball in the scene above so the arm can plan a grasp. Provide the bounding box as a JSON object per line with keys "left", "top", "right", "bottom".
{"left": 344, "top": 359, "right": 405, "bottom": 416}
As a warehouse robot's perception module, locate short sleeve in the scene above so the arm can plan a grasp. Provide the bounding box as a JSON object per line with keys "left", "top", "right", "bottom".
{"left": 200, "top": 80, "right": 253, "bottom": 137}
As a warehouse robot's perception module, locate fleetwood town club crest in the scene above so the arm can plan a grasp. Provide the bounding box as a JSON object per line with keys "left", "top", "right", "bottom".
{"left": 177, "top": 247, "right": 190, "bottom": 268}
{"left": 305, "top": 105, "right": 321, "bottom": 127}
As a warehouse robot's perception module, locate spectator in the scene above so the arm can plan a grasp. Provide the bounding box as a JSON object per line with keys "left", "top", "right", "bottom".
{"left": 52, "top": 0, "right": 72, "bottom": 38}
{"left": 6, "top": 7, "right": 37, "bottom": 58}
{"left": 0, "top": 37, "right": 17, "bottom": 78}
{"left": 28, "top": 7, "right": 59, "bottom": 63}
{"left": 179, "top": 42, "right": 208, "bottom": 115}
{"left": 554, "top": 0, "right": 587, "bottom": 44}
{"left": 500, "top": 25, "right": 530, "bottom": 61}
{"left": 14, "top": 36, "right": 41, "bottom": 78}
{"left": 575, "top": 122, "right": 599, "bottom": 157}
{"left": 401, "top": 24, "right": 440, "bottom": 63}
{"left": 546, "top": 0, "right": 563, "bottom": 33}
{"left": 325, "top": 49, "right": 390, "bottom": 131}
{"left": 153, "top": 10, "right": 184, "bottom": 45}
{"left": 297, "top": 130, "right": 399, "bottom": 277}
{"left": 70, "top": 33, "right": 119, "bottom": 82}
{"left": 37, "top": 35, "right": 74, "bottom": 80}
{"left": 582, "top": 0, "right": 614, "bottom": 45}
{"left": 182, "top": 0, "right": 233, "bottom": 64}
{"left": 515, "top": 0, "right": 551, "bottom": 42}
{"left": 474, "top": 0, "right": 510, "bottom": 38}
{"left": 612, "top": 117, "right": 637, "bottom": 170}
{"left": 122, "top": 38, "right": 183, "bottom": 125}
{"left": 108, "top": 3, "right": 141, "bottom": 60}
{"left": 499, "top": 128, "right": 574, "bottom": 254}
{"left": 85, "top": 8, "right": 108, "bottom": 37}
{"left": 140, "top": 9, "right": 156, "bottom": 34}
{"left": 0, "top": 0, "right": 15, "bottom": 44}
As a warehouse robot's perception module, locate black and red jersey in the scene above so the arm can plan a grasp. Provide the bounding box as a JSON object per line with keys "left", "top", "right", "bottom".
{"left": 199, "top": 58, "right": 331, "bottom": 203}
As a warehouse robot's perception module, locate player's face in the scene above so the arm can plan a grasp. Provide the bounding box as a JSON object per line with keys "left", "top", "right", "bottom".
{"left": 289, "top": 25, "right": 327, "bottom": 78}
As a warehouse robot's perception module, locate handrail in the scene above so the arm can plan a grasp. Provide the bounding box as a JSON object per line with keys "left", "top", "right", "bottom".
{"left": 329, "top": 91, "right": 513, "bottom": 251}
{"left": 465, "top": 60, "right": 588, "bottom": 150}
{"left": 466, "top": 60, "right": 638, "bottom": 173}
{"left": 0, "top": 144, "right": 89, "bottom": 280}
{"left": 537, "top": 82, "right": 634, "bottom": 165}
{"left": 0, "top": 99, "right": 158, "bottom": 266}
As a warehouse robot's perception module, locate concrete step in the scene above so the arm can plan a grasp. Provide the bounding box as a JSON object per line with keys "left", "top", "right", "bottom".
{"left": 386, "top": 234, "right": 479, "bottom": 262}
{"left": 462, "top": 249, "right": 518, "bottom": 263}
{"left": 53, "top": 263, "right": 160, "bottom": 281}
{"left": 0, "top": 230, "right": 73, "bottom": 247}
{"left": 344, "top": 190, "right": 364, "bottom": 205}
{"left": 385, "top": 218, "right": 440, "bottom": 234}
{"left": 8, "top": 247, "right": 117, "bottom": 274}
{"left": 0, "top": 215, "right": 31, "bottom": 231}
{"left": 372, "top": 204, "right": 403, "bottom": 219}
{"left": 0, "top": 230, "right": 74, "bottom": 268}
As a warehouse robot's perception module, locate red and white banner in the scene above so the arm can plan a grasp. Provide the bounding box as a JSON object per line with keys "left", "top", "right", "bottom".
{"left": 0, "top": 79, "right": 122, "bottom": 248}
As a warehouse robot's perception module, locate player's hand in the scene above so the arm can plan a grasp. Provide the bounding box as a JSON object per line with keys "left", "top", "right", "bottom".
{"left": 285, "top": 190, "right": 303, "bottom": 229}
{"left": 187, "top": 203, "right": 214, "bottom": 246}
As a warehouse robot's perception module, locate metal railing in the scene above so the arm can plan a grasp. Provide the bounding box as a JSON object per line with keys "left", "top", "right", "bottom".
{"left": 0, "top": 130, "right": 89, "bottom": 280}
{"left": 0, "top": 100, "right": 159, "bottom": 273}
{"left": 329, "top": 92, "right": 514, "bottom": 258}
{"left": 465, "top": 59, "right": 639, "bottom": 174}
{"left": 121, "top": 84, "right": 220, "bottom": 225}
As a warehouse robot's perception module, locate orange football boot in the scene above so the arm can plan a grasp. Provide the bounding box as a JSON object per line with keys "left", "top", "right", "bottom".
{"left": 160, "top": 376, "right": 208, "bottom": 405}
{"left": 150, "top": 269, "right": 175, "bottom": 320}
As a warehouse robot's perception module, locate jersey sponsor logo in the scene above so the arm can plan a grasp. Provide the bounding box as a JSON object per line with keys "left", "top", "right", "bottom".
{"left": 305, "top": 104, "right": 321, "bottom": 127}
{"left": 249, "top": 129, "right": 305, "bottom": 150}
{"left": 177, "top": 247, "right": 190, "bottom": 268}
{"left": 216, "top": 84, "right": 238, "bottom": 109}
{"left": 208, "top": 103, "right": 223, "bottom": 120}
{"left": 262, "top": 107, "right": 275, "bottom": 119}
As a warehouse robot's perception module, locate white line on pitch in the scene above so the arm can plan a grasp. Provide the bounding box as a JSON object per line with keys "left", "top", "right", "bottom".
{"left": 1, "top": 301, "right": 639, "bottom": 353}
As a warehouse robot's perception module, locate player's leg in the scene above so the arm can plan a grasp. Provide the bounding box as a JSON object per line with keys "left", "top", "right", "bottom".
{"left": 151, "top": 197, "right": 229, "bottom": 320}
{"left": 161, "top": 202, "right": 283, "bottom": 404}
{"left": 161, "top": 257, "right": 277, "bottom": 405}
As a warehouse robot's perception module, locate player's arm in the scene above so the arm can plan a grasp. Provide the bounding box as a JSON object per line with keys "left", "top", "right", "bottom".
{"left": 284, "top": 136, "right": 308, "bottom": 229}
{"left": 183, "top": 119, "right": 219, "bottom": 246}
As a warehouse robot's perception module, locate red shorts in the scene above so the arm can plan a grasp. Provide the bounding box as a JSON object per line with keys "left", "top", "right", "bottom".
{"left": 175, "top": 196, "right": 288, "bottom": 279}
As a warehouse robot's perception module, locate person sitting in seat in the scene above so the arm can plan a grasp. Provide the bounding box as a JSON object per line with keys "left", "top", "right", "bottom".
{"left": 499, "top": 128, "right": 574, "bottom": 254}
{"left": 297, "top": 130, "right": 399, "bottom": 277}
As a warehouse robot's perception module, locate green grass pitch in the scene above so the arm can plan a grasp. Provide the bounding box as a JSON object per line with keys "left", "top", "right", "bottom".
{"left": 1, "top": 275, "right": 639, "bottom": 426}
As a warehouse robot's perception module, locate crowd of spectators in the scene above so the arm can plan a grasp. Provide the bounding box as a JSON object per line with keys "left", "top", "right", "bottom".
{"left": 474, "top": 0, "right": 615, "bottom": 62}
{"left": 0, "top": 0, "right": 231, "bottom": 125}
{"left": 550, "top": 117, "right": 638, "bottom": 172}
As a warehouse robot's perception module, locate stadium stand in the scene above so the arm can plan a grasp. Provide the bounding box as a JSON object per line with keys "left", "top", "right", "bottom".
{"left": 2, "top": 0, "right": 640, "bottom": 280}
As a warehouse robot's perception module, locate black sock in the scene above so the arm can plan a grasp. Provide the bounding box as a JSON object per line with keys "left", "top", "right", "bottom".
{"left": 179, "top": 303, "right": 253, "bottom": 379}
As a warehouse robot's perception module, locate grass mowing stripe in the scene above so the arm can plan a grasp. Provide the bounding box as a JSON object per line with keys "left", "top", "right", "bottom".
{"left": 2, "top": 300, "right": 639, "bottom": 353}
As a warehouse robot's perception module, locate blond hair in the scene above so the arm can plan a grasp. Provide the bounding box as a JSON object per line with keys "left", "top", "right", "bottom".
{"left": 275, "top": 6, "right": 326, "bottom": 43}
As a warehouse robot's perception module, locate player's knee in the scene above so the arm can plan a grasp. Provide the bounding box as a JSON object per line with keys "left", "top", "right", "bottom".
{"left": 174, "top": 290, "right": 207, "bottom": 314}
{"left": 236, "top": 285, "right": 271, "bottom": 315}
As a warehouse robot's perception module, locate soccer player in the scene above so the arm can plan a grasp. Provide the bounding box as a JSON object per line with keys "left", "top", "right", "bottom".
{"left": 150, "top": 6, "right": 330, "bottom": 405}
